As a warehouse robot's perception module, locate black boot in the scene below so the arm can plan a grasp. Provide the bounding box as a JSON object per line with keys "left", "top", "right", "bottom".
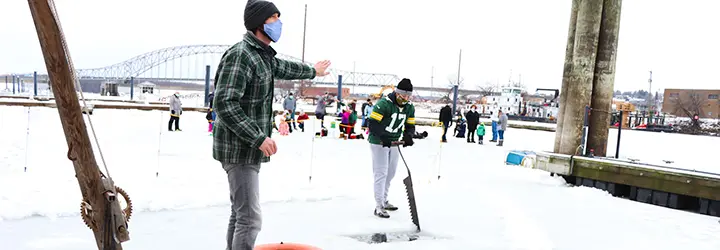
{"left": 174, "top": 117, "right": 181, "bottom": 131}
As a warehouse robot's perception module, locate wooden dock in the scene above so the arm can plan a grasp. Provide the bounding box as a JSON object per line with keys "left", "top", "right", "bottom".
{"left": 0, "top": 98, "right": 557, "bottom": 132}
{"left": 0, "top": 95, "right": 170, "bottom": 105}
{"left": 534, "top": 152, "right": 720, "bottom": 216}
{"left": 0, "top": 98, "right": 210, "bottom": 112}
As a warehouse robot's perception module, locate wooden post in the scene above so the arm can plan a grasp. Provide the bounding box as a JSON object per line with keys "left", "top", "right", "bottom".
{"left": 27, "top": 1, "right": 125, "bottom": 249}
{"left": 559, "top": 0, "right": 604, "bottom": 155}
{"left": 554, "top": 0, "right": 580, "bottom": 153}
{"left": 587, "top": 0, "right": 623, "bottom": 157}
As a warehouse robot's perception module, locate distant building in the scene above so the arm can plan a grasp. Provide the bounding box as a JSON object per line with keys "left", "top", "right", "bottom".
{"left": 662, "top": 89, "right": 720, "bottom": 118}
{"left": 300, "top": 87, "right": 350, "bottom": 98}
{"left": 627, "top": 97, "right": 652, "bottom": 112}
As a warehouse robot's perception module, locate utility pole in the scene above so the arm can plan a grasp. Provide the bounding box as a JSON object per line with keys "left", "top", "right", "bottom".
{"left": 352, "top": 61, "right": 356, "bottom": 94}
{"left": 431, "top": 66, "right": 434, "bottom": 97}
{"left": 647, "top": 70, "right": 653, "bottom": 124}
{"left": 456, "top": 49, "right": 462, "bottom": 88}
{"left": 301, "top": 4, "right": 307, "bottom": 64}
{"left": 27, "top": 1, "right": 129, "bottom": 249}
{"left": 452, "top": 49, "right": 462, "bottom": 115}
{"left": 300, "top": 4, "right": 308, "bottom": 96}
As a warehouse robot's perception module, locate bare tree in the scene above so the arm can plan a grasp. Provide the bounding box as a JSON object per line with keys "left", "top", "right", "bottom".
{"left": 297, "top": 80, "right": 312, "bottom": 98}
{"left": 672, "top": 91, "right": 704, "bottom": 117}
{"left": 671, "top": 90, "right": 704, "bottom": 131}
{"left": 274, "top": 80, "right": 296, "bottom": 102}
{"left": 447, "top": 74, "right": 464, "bottom": 89}
{"left": 439, "top": 93, "right": 452, "bottom": 103}
{"left": 476, "top": 81, "right": 498, "bottom": 97}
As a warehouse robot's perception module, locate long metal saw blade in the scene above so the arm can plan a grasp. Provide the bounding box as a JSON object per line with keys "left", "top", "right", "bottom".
{"left": 396, "top": 144, "right": 421, "bottom": 232}
{"left": 403, "top": 174, "right": 420, "bottom": 232}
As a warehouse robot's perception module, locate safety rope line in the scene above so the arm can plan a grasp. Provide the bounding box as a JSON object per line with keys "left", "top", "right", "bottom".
{"left": 156, "top": 111, "right": 163, "bottom": 177}
{"left": 272, "top": 119, "right": 308, "bottom": 124}
{"left": 24, "top": 107, "right": 31, "bottom": 172}
{"left": 437, "top": 125, "right": 443, "bottom": 180}
{"left": 308, "top": 118, "right": 316, "bottom": 183}
{"left": 48, "top": 0, "right": 111, "bottom": 178}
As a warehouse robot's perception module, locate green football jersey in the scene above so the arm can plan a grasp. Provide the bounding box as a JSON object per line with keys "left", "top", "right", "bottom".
{"left": 367, "top": 96, "right": 416, "bottom": 145}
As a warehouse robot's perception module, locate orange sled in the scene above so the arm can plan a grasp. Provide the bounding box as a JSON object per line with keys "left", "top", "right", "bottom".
{"left": 255, "top": 242, "right": 322, "bottom": 250}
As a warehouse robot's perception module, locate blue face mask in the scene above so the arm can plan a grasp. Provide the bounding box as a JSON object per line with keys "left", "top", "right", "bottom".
{"left": 263, "top": 19, "right": 282, "bottom": 42}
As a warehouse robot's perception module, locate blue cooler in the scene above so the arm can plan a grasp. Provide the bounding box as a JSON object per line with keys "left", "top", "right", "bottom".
{"left": 506, "top": 150, "right": 535, "bottom": 165}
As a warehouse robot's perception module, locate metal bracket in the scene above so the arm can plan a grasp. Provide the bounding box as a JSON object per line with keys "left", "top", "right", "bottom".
{"left": 101, "top": 178, "right": 130, "bottom": 243}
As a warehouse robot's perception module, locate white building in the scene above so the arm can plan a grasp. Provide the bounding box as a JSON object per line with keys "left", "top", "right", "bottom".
{"left": 482, "top": 87, "right": 524, "bottom": 115}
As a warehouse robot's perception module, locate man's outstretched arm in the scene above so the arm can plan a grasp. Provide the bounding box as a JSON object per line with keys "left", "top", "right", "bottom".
{"left": 273, "top": 57, "right": 316, "bottom": 80}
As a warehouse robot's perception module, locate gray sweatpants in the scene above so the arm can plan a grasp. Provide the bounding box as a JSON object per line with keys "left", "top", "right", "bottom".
{"left": 370, "top": 144, "right": 400, "bottom": 209}
{"left": 223, "top": 163, "right": 262, "bottom": 250}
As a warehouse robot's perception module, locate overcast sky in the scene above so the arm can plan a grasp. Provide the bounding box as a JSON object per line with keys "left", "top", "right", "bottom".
{"left": 1, "top": 0, "right": 718, "bottom": 93}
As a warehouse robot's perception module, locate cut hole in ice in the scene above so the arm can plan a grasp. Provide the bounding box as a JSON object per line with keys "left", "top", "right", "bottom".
{"left": 345, "top": 231, "right": 445, "bottom": 244}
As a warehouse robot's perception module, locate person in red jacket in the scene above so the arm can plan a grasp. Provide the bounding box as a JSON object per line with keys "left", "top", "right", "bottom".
{"left": 296, "top": 110, "right": 309, "bottom": 132}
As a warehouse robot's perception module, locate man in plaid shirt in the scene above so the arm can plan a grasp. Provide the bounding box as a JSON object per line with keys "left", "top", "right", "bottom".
{"left": 212, "top": 1, "right": 330, "bottom": 249}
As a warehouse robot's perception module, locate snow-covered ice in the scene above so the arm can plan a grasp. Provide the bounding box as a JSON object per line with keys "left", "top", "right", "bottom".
{"left": 1, "top": 106, "right": 719, "bottom": 249}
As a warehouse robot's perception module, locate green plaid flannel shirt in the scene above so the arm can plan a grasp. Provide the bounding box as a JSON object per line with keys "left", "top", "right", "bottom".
{"left": 213, "top": 32, "right": 316, "bottom": 166}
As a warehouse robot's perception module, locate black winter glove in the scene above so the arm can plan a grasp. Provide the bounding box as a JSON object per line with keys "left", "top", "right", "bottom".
{"left": 180, "top": 110, "right": 183, "bottom": 115}
{"left": 402, "top": 124, "right": 415, "bottom": 147}
{"left": 171, "top": 110, "right": 176, "bottom": 115}
{"left": 403, "top": 135, "right": 414, "bottom": 147}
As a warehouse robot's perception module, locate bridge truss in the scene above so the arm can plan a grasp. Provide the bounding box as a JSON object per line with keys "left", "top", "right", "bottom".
{"left": 70, "top": 44, "right": 400, "bottom": 86}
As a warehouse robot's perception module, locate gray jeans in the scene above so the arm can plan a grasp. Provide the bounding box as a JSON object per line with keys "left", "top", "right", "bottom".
{"left": 370, "top": 144, "right": 400, "bottom": 209}
{"left": 223, "top": 163, "right": 262, "bottom": 250}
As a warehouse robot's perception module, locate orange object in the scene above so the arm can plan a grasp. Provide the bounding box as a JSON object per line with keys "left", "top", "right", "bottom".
{"left": 255, "top": 242, "right": 322, "bottom": 250}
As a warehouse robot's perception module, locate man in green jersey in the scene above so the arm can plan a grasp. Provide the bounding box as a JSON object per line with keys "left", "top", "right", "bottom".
{"left": 367, "top": 78, "right": 416, "bottom": 218}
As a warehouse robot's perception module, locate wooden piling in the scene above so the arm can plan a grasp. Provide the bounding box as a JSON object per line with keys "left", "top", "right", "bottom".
{"left": 554, "top": 0, "right": 580, "bottom": 153}
{"left": 559, "top": 0, "right": 604, "bottom": 155}
{"left": 587, "top": 0, "right": 623, "bottom": 157}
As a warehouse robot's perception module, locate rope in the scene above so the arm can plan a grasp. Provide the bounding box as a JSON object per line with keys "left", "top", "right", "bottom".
{"left": 336, "top": 123, "right": 356, "bottom": 128}
{"left": 43, "top": 3, "right": 122, "bottom": 248}
{"left": 47, "top": 0, "right": 111, "bottom": 178}
{"left": 156, "top": 111, "right": 163, "bottom": 177}
{"left": 23, "top": 107, "right": 31, "bottom": 172}
{"left": 436, "top": 125, "right": 443, "bottom": 180}
{"left": 308, "top": 118, "right": 315, "bottom": 183}
{"left": 47, "top": 4, "right": 123, "bottom": 246}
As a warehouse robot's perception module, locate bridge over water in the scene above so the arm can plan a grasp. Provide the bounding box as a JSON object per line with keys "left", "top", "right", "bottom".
{"left": 5, "top": 44, "right": 483, "bottom": 96}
